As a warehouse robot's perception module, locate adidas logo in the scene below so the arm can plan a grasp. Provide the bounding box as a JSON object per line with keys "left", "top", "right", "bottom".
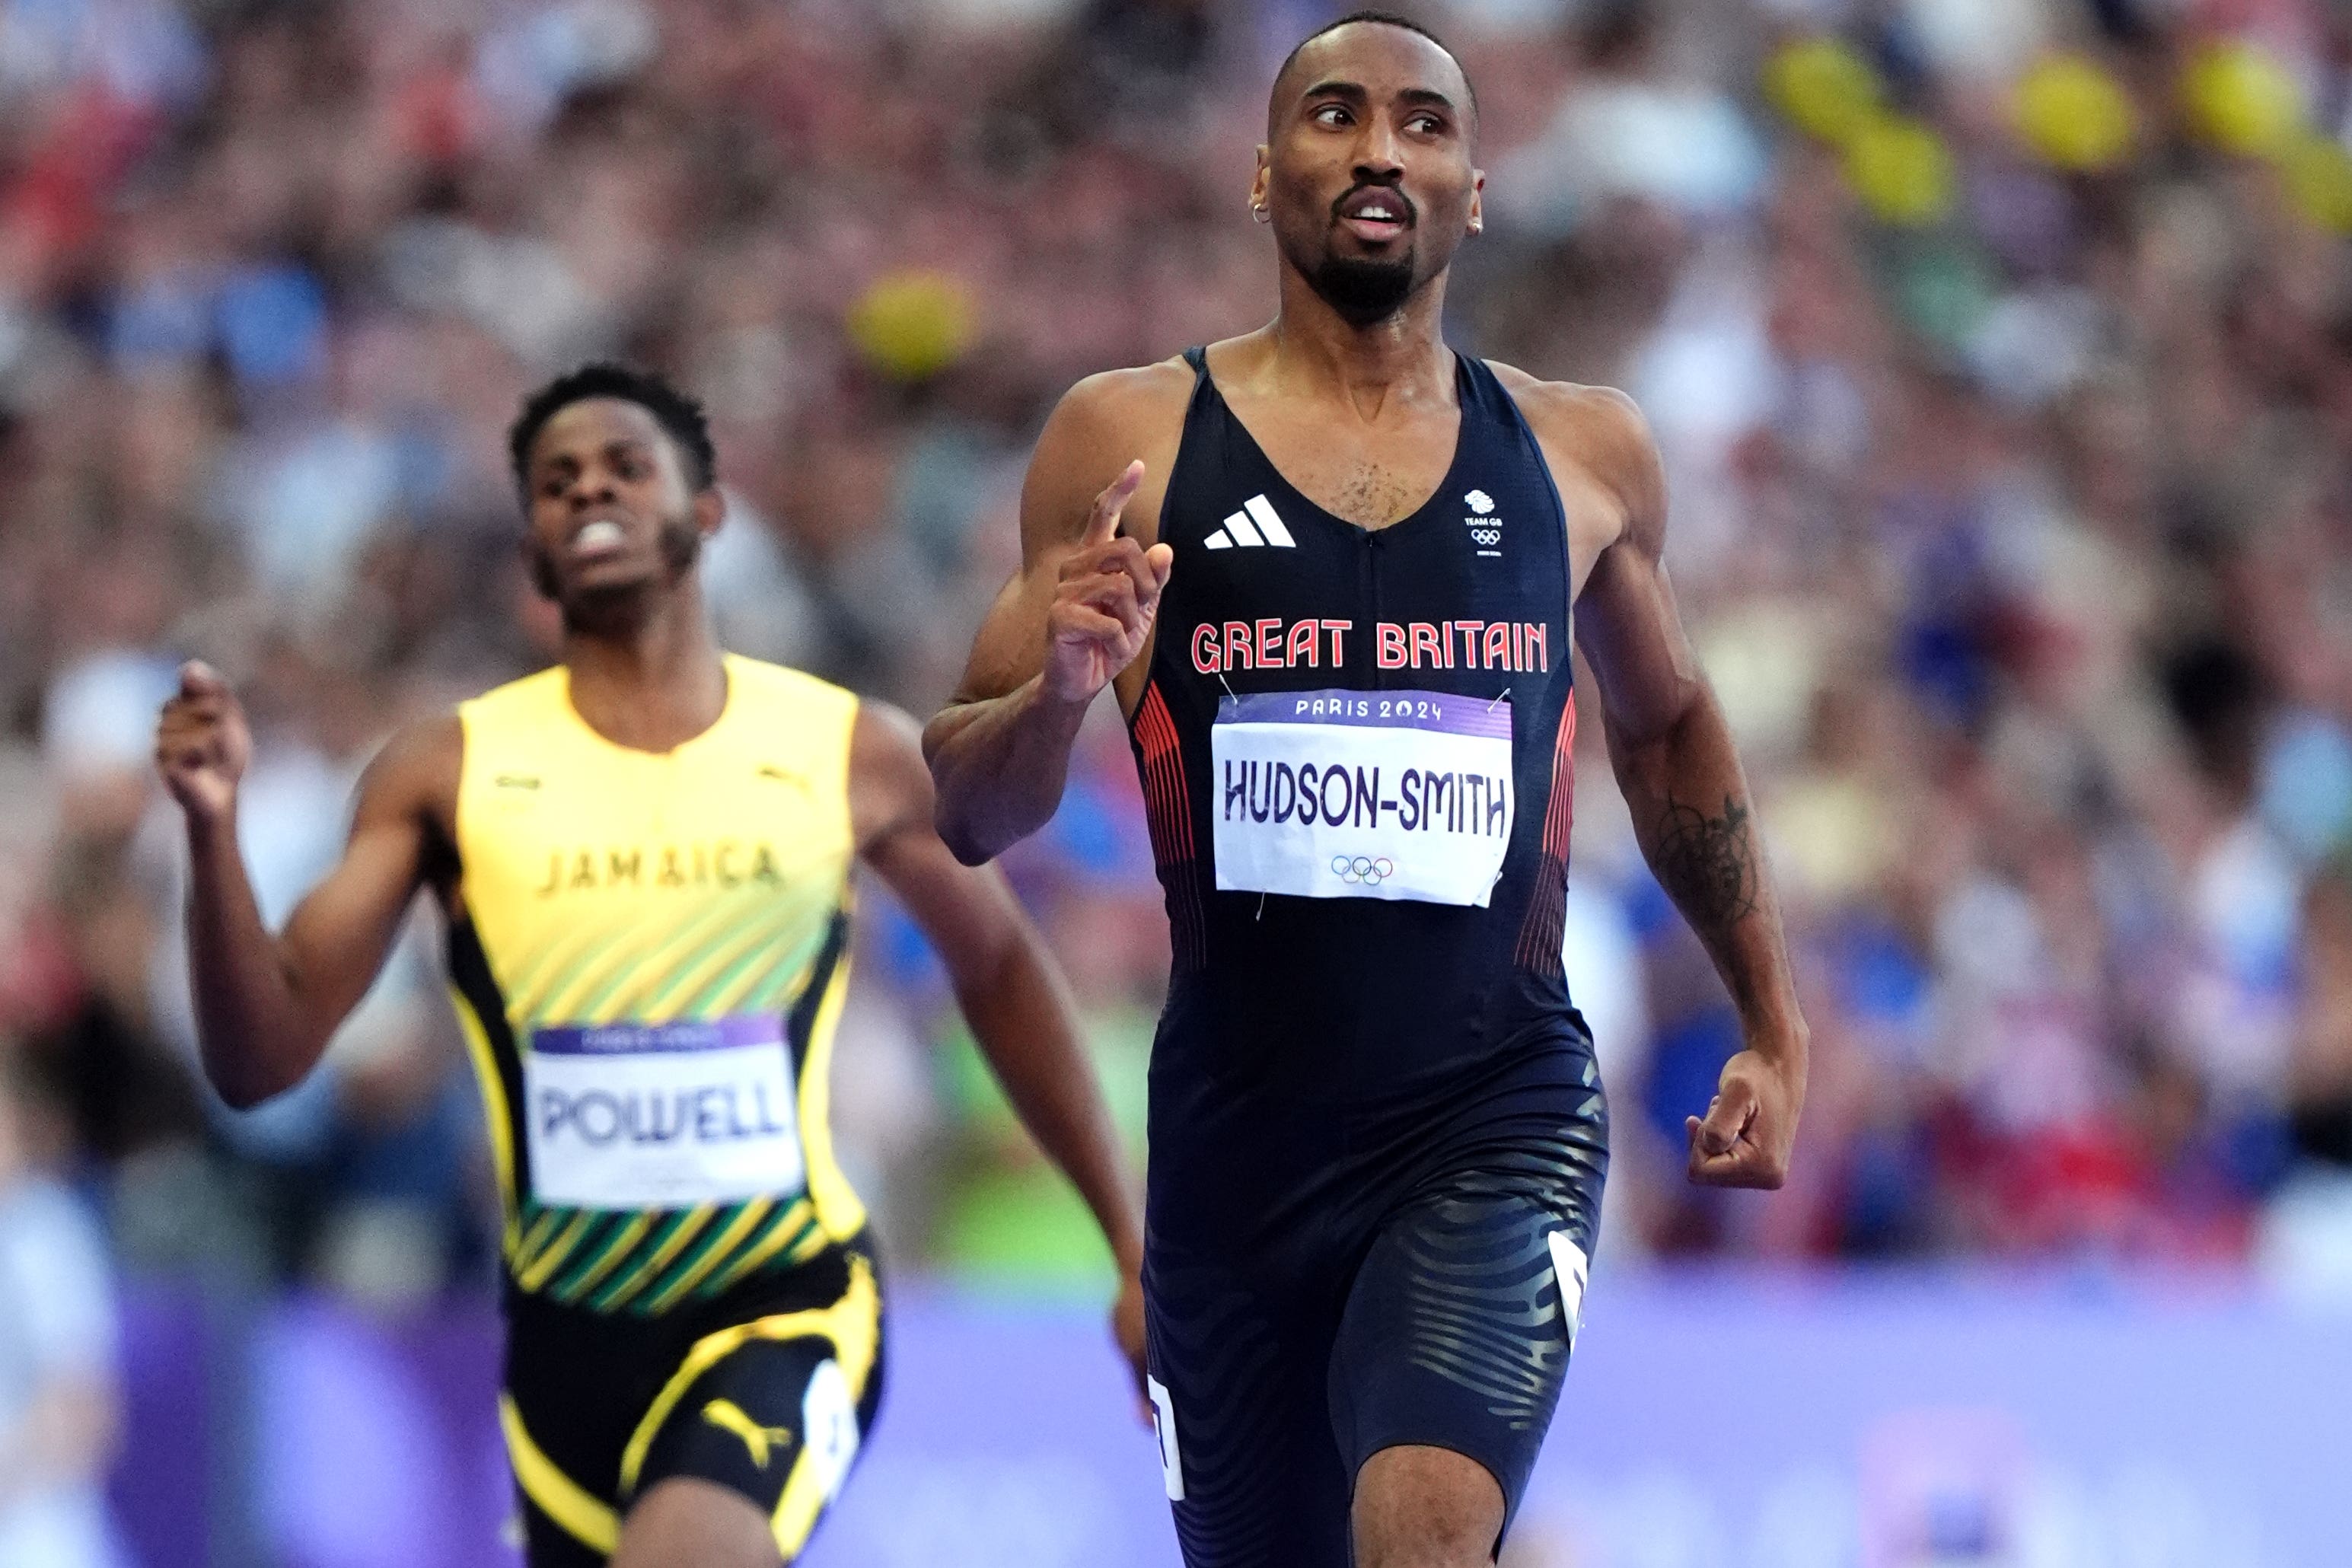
{"left": 1203, "top": 495, "right": 1296, "bottom": 550}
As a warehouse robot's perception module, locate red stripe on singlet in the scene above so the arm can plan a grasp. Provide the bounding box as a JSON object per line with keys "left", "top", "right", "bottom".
{"left": 1540, "top": 693, "right": 1578, "bottom": 859}
{"left": 1136, "top": 683, "right": 1194, "bottom": 862}
{"left": 1515, "top": 693, "right": 1579, "bottom": 971}
{"left": 1135, "top": 683, "right": 1206, "bottom": 965}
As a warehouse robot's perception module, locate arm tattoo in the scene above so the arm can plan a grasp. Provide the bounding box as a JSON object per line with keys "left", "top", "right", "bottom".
{"left": 1651, "top": 792, "right": 1760, "bottom": 929}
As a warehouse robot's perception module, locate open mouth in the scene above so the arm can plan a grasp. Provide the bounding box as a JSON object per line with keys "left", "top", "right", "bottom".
{"left": 570, "top": 518, "right": 629, "bottom": 559}
{"left": 1336, "top": 184, "right": 1413, "bottom": 243}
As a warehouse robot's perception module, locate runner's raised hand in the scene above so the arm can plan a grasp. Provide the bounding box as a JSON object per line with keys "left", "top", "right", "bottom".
{"left": 155, "top": 661, "right": 251, "bottom": 822}
{"left": 1043, "top": 461, "right": 1174, "bottom": 703}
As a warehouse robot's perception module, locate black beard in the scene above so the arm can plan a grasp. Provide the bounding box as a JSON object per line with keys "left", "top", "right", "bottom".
{"left": 657, "top": 517, "right": 701, "bottom": 578}
{"left": 1307, "top": 253, "right": 1417, "bottom": 327}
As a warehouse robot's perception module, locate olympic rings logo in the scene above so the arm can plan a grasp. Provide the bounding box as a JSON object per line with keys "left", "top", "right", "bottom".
{"left": 1331, "top": 855, "right": 1397, "bottom": 885}
{"left": 1471, "top": 527, "right": 1501, "bottom": 546}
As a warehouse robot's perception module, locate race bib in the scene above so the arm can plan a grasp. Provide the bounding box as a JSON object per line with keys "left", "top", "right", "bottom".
{"left": 1210, "top": 688, "right": 1514, "bottom": 906}
{"left": 524, "top": 1016, "right": 805, "bottom": 1209}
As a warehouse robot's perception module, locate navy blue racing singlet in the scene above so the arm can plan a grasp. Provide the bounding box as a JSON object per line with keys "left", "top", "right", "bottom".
{"left": 1129, "top": 347, "right": 1582, "bottom": 1105}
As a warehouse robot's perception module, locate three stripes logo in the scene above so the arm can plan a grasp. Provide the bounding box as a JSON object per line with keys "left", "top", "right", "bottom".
{"left": 1202, "top": 494, "right": 1296, "bottom": 551}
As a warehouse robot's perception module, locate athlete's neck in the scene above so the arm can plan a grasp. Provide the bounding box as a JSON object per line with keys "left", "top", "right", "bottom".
{"left": 561, "top": 577, "right": 728, "bottom": 752}
{"left": 1264, "top": 264, "right": 1454, "bottom": 419}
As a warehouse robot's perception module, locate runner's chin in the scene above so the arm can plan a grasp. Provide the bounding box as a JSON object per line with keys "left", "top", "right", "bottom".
{"left": 1308, "top": 253, "right": 1416, "bottom": 325}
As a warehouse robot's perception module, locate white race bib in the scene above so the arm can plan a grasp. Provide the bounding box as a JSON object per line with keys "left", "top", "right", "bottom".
{"left": 524, "top": 1016, "right": 805, "bottom": 1209}
{"left": 1210, "top": 688, "right": 1514, "bottom": 906}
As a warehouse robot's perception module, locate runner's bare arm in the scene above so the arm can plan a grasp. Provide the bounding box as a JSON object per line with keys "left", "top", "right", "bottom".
{"left": 1556, "top": 390, "right": 1809, "bottom": 1190}
{"left": 156, "top": 662, "right": 457, "bottom": 1109}
{"left": 923, "top": 369, "right": 1184, "bottom": 865}
{"left": 854, "top": 702, "right": 1148, "bottom": 1387}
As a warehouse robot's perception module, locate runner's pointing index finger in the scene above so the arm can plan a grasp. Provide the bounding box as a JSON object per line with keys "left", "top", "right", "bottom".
{"left": 179, "top": 659, "right": 229, "bottom": 700}
{"left": 1082, "top": 461, "right": 1146, "bottom": 545}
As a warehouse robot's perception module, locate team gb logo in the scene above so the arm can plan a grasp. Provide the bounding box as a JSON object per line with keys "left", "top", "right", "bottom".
{"left": 1465, "top": 489, "right": 1494, "bottom": 514}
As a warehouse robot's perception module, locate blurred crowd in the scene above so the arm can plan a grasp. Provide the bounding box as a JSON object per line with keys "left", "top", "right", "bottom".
{"left": 5, "top": 0, "right": 2352, "bottom": 1362}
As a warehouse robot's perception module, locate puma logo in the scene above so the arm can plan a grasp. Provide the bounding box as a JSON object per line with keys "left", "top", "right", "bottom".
{"left": 702, "top": 1399, "right": 794, "bottom": 1470}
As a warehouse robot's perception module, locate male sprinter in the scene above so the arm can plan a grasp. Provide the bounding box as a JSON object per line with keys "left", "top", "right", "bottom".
{"left": 155, "top": 365, "right": 1146, "bottom": 1567}
{"left": 925, "top": 12, "right": 1806, "bottom": 1566}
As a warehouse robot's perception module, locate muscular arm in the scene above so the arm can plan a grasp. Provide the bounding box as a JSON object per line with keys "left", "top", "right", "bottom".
{"left": 924, "top": 368, "right": 1182, "bottom": 865}
{"left": 856, "top": 705, "right": 1146, "bottom": 1348}
{"left": 161, "top": 668, "right": 457, "bottom": 1109}
{"left": 1564, "top": 392, "right": 1808, "bottom": 1187}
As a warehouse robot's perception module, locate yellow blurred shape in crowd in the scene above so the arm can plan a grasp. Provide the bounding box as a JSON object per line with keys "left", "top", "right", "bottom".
{"left": 2281, "top": 134, "right": 2352, "bottom": 233}
{"left": 2181, "top": 40, "right": 2306, "bottom": 157}
{"left": 1764, "top": 36, "right": 1883, "bottom": 145}
{"left": 849, "top": 269, "right": 974, "bottom": 381}
{"left": 1845, "top": 114, "right": 1957, "bottom": 227}
{"left": 2013, "top": 54, "right": 2138, "bottom": 172}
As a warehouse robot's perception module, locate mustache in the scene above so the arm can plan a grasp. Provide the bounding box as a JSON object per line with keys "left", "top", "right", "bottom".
{"left": 1332, "top": 180, "right": 1417, "bottom": 227}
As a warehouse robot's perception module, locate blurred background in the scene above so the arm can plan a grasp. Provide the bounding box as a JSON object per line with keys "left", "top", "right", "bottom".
{"left": 5, "top": 0, "right": 2352, "bottom": 1562}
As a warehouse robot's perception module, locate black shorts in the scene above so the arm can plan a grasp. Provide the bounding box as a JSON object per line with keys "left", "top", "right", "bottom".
{"left": 499, "top": 1240, "right": 884, "bottom": 1566}
{"left": 1143, "top": 1034, "right": 1607, "bottom": 1566}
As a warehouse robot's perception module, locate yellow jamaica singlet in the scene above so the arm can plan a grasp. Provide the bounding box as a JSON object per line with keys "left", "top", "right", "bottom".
{"left": 448, "top": 655, "right": 868, "bottom": 1317}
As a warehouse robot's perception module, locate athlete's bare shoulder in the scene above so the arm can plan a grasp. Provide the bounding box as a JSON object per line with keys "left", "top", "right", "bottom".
{"left": 355, "top": 709, "right": 464, "bottom": 861}
{"left": 364, "top": 709, "right": 463, "bottom": 804}
{"left": 1024, "top": 355, "right": 1195, "bottom": 552}
{"left": 846, "top": 698, "right": 930, "bottom": 854}
{"left": 1482, "top": 362, "right": 1665, "bottom": 559}
{"left": 1054, "top": 355, "right": 1197, "bottom": 432}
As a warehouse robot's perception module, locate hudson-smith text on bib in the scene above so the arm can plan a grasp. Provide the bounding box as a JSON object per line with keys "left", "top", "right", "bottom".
{"left": 1210, "top": 688, "right": 1514, "bottom": 905}
{"left": 524, "top": 1016, "right": 804, "bottom": 1209}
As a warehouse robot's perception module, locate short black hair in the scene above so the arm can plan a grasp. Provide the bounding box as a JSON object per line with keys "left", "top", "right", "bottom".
{"left": 1270, "top": 9, "right": 1477, "bottom": 134}
{"left": 507, "top": 362, "right": 717, "bottom": 496}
